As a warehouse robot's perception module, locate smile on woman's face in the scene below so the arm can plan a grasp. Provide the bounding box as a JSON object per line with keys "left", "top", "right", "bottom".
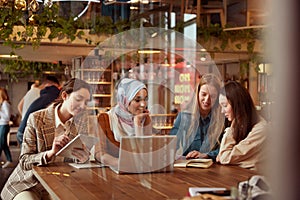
{"left": 64, "top": 88, "right": 91, "bottom": 116}
{"left": 198, "top": 84, "right": 218, "bottom": 114}
{"left": 128, "top": 89, "right": 148, "bottom": 115}
{"left": 219, "top": 94, "right": 234, "bottom": 121}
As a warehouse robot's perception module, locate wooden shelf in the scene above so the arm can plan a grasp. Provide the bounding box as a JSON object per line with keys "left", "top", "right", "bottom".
{"left": 74, "top": 68, "right": 111, "bottom": 72}
{"left": 72, "top": 56, "right": 114, "bottom": 111}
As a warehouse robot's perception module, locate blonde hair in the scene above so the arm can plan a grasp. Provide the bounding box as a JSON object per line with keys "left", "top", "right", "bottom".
{"left": 186, "top": 73, "right": 224, "bottom": 151}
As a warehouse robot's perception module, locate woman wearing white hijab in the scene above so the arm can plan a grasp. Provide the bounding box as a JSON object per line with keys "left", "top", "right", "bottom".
{"left": 110, "top": 78, "right": 152, "bottom": 140}
{"left": 95, "top": 78, "right": 152, "bottom": 167}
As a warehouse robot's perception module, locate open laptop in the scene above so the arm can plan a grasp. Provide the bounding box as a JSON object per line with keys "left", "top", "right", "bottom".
{"left": 109, "top": 135, "right": 177, "bottom": 174}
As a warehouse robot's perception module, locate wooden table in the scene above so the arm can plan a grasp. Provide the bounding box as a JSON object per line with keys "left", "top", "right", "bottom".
{"left": 33, "top": 163, "right": 258, "bottom": 200}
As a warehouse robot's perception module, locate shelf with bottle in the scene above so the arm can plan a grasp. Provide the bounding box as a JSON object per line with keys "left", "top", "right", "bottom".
{"left": 72, "top": 56, "right": 114, "bottom": 111}
{"left": 151, "top": 114, "right": 177, "bottom": 129}
{"left": 81, "top": 69, "right": 112, "bottom": 83}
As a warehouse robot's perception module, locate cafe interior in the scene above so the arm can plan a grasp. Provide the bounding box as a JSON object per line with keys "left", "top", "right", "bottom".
{"left": 0, "top": 0, "right": 279, "bottom": 199}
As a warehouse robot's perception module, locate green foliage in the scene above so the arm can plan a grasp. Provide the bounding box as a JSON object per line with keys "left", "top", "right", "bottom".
{"left": 198, "top": 25, "right": 263, "bottom": 51}
{"left": 240, "top": 61, "right": 249, "bottom": 76}
{"left": 0, "top": 58, "right": 64, "bottom": 81}
{"left": 197, "top": 24, "right": 223, "bottom": 42}
{"left": 0, "top": 4, "right": 138, "bottom": 79}
{"left": 197, "top": 24, "right": 265, "bottom": 65}
{"left": 0, "top": 4, "right": 134, "bottom": 50}
{"left": 0, "top": 3, "right": 265, "bottom": 80}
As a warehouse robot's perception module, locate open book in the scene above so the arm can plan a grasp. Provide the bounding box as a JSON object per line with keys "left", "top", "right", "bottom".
{"left": 174, "top": 158, "right": 213, "bottom": 168}
{"left": 56, "top": 134, "right": 99, "bottom": 159}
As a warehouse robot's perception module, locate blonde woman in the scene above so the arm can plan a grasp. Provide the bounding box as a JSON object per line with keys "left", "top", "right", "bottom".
{"left": 170, "top": 73, "right": 225, "bottom": 161}
{"left": 0, "top": 87, "right": 12, "bottom": 168}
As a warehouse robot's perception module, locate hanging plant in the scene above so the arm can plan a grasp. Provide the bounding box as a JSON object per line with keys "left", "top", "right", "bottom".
{"left": 196, "top": 24, "right": 265, "bottom": 65}
{"left": 0, "top": 1, "right": 266, "bottom": 82}
{"left": 0, "top": 58, "right": 64, "bottom": 81}
{"left": 0, "top": 3, "right": 132, "bottom": 51}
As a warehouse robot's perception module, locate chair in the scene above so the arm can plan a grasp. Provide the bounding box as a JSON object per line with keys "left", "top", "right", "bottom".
{"left": 97, "top": 112, "right": 120, "bottom": 158}
{"left": 183, "top": 0, "right": 227, "bottom": 27}
{"left": 7, "top": 126, "right": 19, "bottom": 147}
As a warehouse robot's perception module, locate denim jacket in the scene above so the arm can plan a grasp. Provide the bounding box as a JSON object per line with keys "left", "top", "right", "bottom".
{"left": 170, "top": 112, "right": 219, "bottom": 160}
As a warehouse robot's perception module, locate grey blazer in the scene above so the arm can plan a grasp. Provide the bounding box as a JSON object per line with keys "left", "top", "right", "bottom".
{"left": 1, "top": 104, "right": 89, "bottom": 200}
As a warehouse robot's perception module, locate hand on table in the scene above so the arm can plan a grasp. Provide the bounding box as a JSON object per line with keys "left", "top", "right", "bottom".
{"left": 185, "top": 150, "right": 209, "bottom": 159}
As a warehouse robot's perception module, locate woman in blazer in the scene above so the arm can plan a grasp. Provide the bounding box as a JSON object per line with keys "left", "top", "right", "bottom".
{"left": 1, "top": 78, "right": 92, "bottom": 200}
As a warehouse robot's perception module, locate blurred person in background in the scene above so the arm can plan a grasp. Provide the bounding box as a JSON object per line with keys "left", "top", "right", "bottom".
{"left": 16, "top": 76, "right": 61, "bottom": 145}
{"left": 0, "top": 87, "right": 13, "bottom": 168}
{"left": 17, "top": 80, "right": 40, "bottom": 120}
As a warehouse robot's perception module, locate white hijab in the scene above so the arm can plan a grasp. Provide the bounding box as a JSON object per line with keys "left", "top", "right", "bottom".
{"left": 110, "top": 78, "right": 147, "bottom": 141}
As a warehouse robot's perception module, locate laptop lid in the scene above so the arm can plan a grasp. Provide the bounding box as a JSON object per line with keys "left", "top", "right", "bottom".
{"left": 111, "top": 135, "right": 177, "bottom": 174}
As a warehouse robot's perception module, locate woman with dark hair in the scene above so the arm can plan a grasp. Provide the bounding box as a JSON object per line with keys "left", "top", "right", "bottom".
{"left": 170, "top": 73, "right": 225, "bottom": 161}
{"left": 217, "top": 81, "right": 268, "bottom": 170}
{"left": 1, "top": 78, "right": 93, "bottom": 200}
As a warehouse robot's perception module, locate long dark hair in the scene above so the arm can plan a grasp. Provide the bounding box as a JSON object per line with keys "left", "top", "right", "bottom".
{"left": 221, "top": 81, "right": 259, "bottom": 143}
{"left": 53, "top": 78, "right": 91, "bottom": 106}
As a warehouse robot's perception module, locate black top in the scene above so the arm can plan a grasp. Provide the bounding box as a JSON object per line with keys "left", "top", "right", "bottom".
{"left": 17, "top": 86, "right": 60, "bottom": 143}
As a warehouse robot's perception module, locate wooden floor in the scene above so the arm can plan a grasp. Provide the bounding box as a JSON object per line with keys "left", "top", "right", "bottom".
{"left": 0, "top": 142, "right": 20, "bottom": 200}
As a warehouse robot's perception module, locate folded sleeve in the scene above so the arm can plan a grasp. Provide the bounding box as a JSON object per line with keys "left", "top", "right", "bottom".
{"left": 217, "top": 122, "right": 267, "bottom": 165}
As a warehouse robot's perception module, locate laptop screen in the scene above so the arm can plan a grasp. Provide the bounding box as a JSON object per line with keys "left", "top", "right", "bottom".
{"left": 112, "top": 135, "right": 177, "bottom": 174}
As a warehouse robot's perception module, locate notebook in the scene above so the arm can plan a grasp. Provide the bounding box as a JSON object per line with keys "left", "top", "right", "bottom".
{"left": 109, "top": 135, "right": 177, "bottom": 174}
